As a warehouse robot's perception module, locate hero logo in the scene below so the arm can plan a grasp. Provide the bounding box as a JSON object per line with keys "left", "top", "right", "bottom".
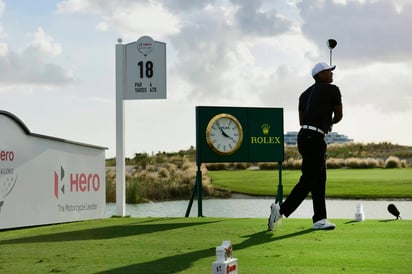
{"left": 0, "top": 150, "right": 14, "bottom": 161}
{"left": 0, "top": 149, "right": 17, "bottom": 212}
{"left": 54, "top": 166, "right": 100, "bottom": 199}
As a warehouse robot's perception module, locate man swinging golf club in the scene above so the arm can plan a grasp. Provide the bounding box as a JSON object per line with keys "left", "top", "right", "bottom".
{"left": 268, "top": 39, "right": 343, "bottom": 230}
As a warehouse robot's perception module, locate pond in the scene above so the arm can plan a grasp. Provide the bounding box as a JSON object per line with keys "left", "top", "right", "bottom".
{"left": 105, "top": 197, "right": 412, "bottom": 220}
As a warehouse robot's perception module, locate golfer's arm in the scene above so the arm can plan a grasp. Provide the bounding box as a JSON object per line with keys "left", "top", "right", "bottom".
{"left": 332, "top": 104, "right": 343, "bottom": 124}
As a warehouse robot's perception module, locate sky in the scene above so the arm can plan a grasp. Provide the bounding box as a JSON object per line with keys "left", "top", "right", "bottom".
{"left": 1, "top": 0, "right": 411, "bottom": 158}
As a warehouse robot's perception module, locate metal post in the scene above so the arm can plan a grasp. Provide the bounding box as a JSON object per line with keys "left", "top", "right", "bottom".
{"left": 115, "top": 39, "right": 126, "bottom": 216}
{"left": 196, "top": 167, "right": 204, "bottom": 217}
{"left": 185, "top": 179, "right": 197, "bottom": 217}
{"left": 276, "top": 162, "right": 283, "bottom": 205}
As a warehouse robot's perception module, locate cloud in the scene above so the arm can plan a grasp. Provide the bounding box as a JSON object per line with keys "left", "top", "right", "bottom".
{"left": 339, "top": 62, "right": 412, "bottom": 113}
{"left": 54, "top": 0, "right": 300, "bottom": 107}
{"left": 290, "top": 0, "right": 412, "bottom": 114}
{"left": 55, "top": 0, "right": 101, "bottom": 13}
{"left": 0, "top": 42, "right": 7, "bottom": 56}
{"left": 53, "top": 0, "right": 412, "bottom": 119}
{"left": 230, "top": 0, "right": 293, "bottom": 36}
{"left": 28, "top": 27, "right": 62, "bottom": 56}
{"left": 298, "top": 0, "right": 412, "bottom": 64}
{"left": 0, "top": 27, "right": 75, "bottom": 87}
{"left": 166, "top": 2, "right": 301, "bottom": 106}
{"left": 0, "top": 0, "right": 6, "bottom": 39}
{"left": 57, "top": 0, "right": 182, "bottom": 39}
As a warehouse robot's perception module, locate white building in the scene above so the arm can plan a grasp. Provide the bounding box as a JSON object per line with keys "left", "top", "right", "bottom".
{"left": 284, "top": 131, "right": 353, "bottom": 145}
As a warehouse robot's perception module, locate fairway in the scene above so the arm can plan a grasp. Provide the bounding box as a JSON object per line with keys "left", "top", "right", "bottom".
{"left": 208, "top": 168, "right": 412, "bottom": 198}
{"left": 1, "top": 217, "right": 411, "bottom": 273}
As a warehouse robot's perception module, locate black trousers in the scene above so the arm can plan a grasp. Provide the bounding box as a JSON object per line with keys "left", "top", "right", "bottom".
{"left": 280, "top": 129, "right": 327, "bottom": 223}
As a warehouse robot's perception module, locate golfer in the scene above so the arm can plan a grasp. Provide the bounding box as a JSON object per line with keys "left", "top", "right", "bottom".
{"left": 268, "top": 62, "right": 343, "bottom": 230}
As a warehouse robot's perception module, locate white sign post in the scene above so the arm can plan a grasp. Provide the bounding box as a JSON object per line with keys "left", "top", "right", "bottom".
{"left": 115, "top": 36, "right": 166, "bottom": 216}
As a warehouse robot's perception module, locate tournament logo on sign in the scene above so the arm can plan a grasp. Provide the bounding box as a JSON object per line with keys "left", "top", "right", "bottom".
{"left": 250, "top": 123, "right": 281, "bottom": 145}
{"left": 0, "top": 149, "right": 17, "bottom": 212}
{"left": 54, "top": 165, "right": 101, "bottom": 200}
{"left": 137, "top": 36, "right": 154, "bottom": 57}
{"left": 54, "top": 166, "right": 65, "bottom": 199}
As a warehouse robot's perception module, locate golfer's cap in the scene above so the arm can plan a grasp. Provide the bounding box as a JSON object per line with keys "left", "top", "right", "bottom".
{"left": 312, "top": 62, "right": 336, "bottom": 77}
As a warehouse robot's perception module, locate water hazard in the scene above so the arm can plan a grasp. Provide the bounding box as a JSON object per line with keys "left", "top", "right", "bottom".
{"left": 106, "top": 197, "right": 412, "bottom": 220}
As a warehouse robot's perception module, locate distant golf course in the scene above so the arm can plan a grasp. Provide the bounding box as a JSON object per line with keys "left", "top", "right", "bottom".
{"left": 208, "top": 168, "right": 412, "bottom": 199}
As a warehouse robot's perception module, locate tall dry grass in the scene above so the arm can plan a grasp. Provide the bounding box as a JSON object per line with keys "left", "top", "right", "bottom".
{"left": 106, "top": 154, "right": 230, "bottom": 203}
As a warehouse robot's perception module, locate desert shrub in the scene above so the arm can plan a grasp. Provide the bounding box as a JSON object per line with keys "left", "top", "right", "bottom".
{"left": 365, "top": 158, "right": 382, "bottom": 168}
{"left": 327, "top": 158, "right": 345, "bottom": 169}
{"left": 258, "top": 162, "right": 279, "bottom": 170}
{"left": 105, "top": 168, "right": 116, "bottom": 202}
{"left": 154, "top": 155, "right": 167, "bottom": 164}
{"left": 349, "top": 157, "right": 381, "bottom": 168}
{"left": 233, "top": 162, "right": 250, "bottom": 169}
{"left": 206, "top": 163, "right": 229, "bottom": 170}
{"left": 401, "top": 159, "right": 407, "bottom": 168}
{"left": 146, "top": 164, "right": 157, "bottom": 172}
{"left": 158, "top": 167, "right": 170, "bottom": 178}
{"left": 126, "top": 178, "right": 141, "bottom": 203}
{"left": 283, "top": 158, "right": 301, "bottom": 169}
{"left": 169, "top": 156, "right": 184, "bottom": 168}
{"left": 385, "top": 156, "right": 402, "bottom": 168}
{"left": 107, "top": 156, "right": 230, "bottom": 203}
{"left": 345, "top": 158, "right": 362, "bottom": 168}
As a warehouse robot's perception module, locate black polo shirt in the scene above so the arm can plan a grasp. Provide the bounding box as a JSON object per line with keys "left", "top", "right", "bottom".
{"left": 298, "top": 81, "right": 342, "bottom": 133}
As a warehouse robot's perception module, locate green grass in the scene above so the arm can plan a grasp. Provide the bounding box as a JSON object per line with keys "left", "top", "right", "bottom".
{"left": 1, "top": 217, "right": 411, "bottom": 273}
{"left": 2, "top": 168, "right": 411, "bottom": 273}
{"left": 208, "top": 168, "right": 412, "bottom": 198}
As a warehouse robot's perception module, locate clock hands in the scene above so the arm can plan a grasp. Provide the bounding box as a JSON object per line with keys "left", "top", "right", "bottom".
{"left": 219, "top": 126, "right": 237, "bottom": 143}
{"left": 219, "top": 127, "right": 230, "bottom": 138}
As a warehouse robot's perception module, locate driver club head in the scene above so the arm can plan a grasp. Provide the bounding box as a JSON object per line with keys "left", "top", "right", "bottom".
{"left": 387, "top": 203, "right": 401, "bottom": 219}
{"left": 327, "top": 39, "right": 337, "bottom": 50}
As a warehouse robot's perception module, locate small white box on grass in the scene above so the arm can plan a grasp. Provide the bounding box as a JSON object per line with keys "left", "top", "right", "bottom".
{"left": 212, "top": 258, "right": 238, "bottom": 274}
{"left": 212, "top": 241, "right": 238, "bottom": 274}
{"left": 355, "top": 203, "right": 365, "bottom": 221}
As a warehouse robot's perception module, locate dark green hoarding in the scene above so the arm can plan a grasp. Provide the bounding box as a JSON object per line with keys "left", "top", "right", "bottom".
{"left": 196, "top": 106, "right": 284, "bottom": 163}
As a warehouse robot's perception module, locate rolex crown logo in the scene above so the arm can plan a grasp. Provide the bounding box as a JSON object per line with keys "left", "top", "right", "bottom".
{"left": 261, "top": 123, "right": 270, "bottom": 135}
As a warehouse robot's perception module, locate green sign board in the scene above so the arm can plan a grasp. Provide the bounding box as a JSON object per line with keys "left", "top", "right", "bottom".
{"left": 186, "top": 106, "right": 284, "bottom": 217}
{"left": 196, "top": 106, "right": 284, "bottom": 163}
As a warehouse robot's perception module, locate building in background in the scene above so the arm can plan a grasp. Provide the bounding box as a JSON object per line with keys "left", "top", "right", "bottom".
{"left": 284, "top": 131, "right": 353, "bottom": 146}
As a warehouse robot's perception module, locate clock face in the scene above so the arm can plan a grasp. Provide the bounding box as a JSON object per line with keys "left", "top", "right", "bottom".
{"left": 206, "top": 113, "right": 243, "bottom": 155}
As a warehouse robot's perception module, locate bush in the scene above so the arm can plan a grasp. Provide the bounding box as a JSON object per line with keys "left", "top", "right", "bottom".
{"left": 233, "top": 162, "right": 250, "bottom": 170}
{"left": 105, "top": 168, "right": 116, "bottom": 202}
{"left": 158, "top": 167, "right": 170, "bottom": 178}
{"left": 206, "top": 163, "right": 229, "bottom": 170}
{"left": 106, "top": 155, "right": 230, "bottom": 203}
{"left": 327, "top": 158, "right": 345, "bottom": 169}
{"left": 385, "top": 156, "right": 402, "bottom": 168}
{"left": 258, "top": 162, "right": 278, "bottom": 170}
{"left": 283, "top": 158, "right": 301, "bottom": 169}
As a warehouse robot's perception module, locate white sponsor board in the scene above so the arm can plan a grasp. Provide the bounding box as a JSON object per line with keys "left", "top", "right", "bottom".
{"left": 121, "top": 36, "right": 166, "bottom": 100}
{"left": 0, "top": 111, "right": 106, "bottom": 230}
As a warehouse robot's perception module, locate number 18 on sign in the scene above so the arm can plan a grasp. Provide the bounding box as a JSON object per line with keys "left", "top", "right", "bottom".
{"left": 123, "top": 36, "right": 166, "bottom": 100}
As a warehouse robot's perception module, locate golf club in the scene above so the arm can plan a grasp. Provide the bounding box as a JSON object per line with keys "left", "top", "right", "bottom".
{"left": 327, "top": 39, "right": 337, "bottom": 65}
